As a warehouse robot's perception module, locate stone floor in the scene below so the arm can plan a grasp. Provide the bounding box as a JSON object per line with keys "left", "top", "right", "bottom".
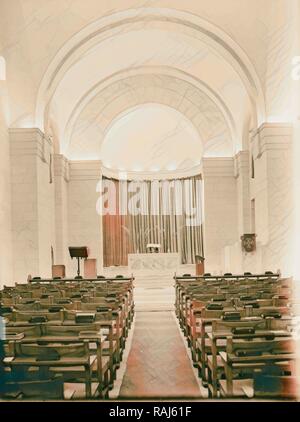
{"left": 118, "top": 311, "right": 203, "bottom": 399}
{"left": 134, "top": 287, "right": 175, "bottom": 311}
{"left": 108, "top": 269, "right": 205, "bottom": 400}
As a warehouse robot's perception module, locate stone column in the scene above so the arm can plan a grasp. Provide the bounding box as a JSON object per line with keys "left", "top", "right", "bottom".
{"left": 53, "top": 154, "right": 69, "bottom": 267}
{"left": 234, "top": 151, "right": 251, "bottom": 236}
{"left": 202, "top": 158, "right": 238, "bottom": 274}
{"left": 251, "top": 123, "right": 293, "bottom": 276}
{"left": 10, "top": 128, "right": 56, "bottom": 281}
{"left": 0, "top": 91, "right": 12, "bottom": 286}
{"left": 67, "top": 161, "right": 103, "bottom": 277}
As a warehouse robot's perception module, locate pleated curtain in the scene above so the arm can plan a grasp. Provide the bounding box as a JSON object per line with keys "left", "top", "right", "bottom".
{"left": 102, "top": 175, "right": 204, "bottom": 266}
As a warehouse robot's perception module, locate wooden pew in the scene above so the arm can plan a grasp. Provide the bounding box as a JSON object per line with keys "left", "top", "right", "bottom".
{"left": 219, "top": 337, "right": 296, "bottom": 398}
{"left": 3, "top": 375, "right": 75, "bottom": 400}
{"left": 0, "top": 276, "right": 135, "bottom": 400}
{"left": 174, "top": 272, "right": 295, "bottom": 398}
{"left": 4, "top": 341, "right": 99, "bottom": 399}
{"left": 4, "top": 321, "right": 114, "bottom": 391}
{"left": 206, "top": 317, "right": 294, "bottom": 397}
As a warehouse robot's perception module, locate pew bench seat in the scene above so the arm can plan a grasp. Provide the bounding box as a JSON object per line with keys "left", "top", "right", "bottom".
{"left": 219, "top": 376, "right": 298, "bottom": 399}
{"left": 49, "top": 354, "right": 110, "bottom": 376}
{"left": 197, "top": 337, "right": 227, "bottom": 353}
{"left": 219, "top": 351, "right": 296, "bottom": 364}
{"left": 2, "top": 379, "right": 76, "bottom": 400}
{"left": 207, "top": 354, "right": 293, "bottom": 373}
{"left": 4, "top": 354, "right": 97, "bottom": 368}
{"left": 219, "top": 379, "right": 254, "bottom": 398}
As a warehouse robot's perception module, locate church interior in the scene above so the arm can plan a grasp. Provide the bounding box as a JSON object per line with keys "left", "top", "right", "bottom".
{"left": 1, "top": 0, "right": 300, "bottom": 401}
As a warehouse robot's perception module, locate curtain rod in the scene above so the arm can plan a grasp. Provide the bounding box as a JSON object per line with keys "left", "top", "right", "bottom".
{"left": 102, "top": 174, "right": 202, "bottom": 182}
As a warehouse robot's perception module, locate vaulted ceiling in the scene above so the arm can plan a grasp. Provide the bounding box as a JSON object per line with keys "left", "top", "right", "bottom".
{"left": 1, "top": 1, "right": 296, "bottom": 173}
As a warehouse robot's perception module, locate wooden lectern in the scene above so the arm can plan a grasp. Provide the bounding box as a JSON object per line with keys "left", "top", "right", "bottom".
{"left": 52, "top": 265, "right": 66, "bottom": 279}
{"left": 68, "top": 246, "right": 89, "bottom": 279}
{"left": 84, "top": 259, "right": 97, "bottom": 279}
{"left": 195, "top": 255, "right": 205, "bottom": 276}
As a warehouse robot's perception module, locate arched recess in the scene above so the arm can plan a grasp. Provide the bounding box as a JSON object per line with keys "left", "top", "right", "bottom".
{"left": 64, "top": 70, "right": 234, "bottom": 160}
{"left": 36, "top": 7, "right": 265, "bottom": 149}
{"left": 100, "top": 103, "right": 204, "bottom": 174}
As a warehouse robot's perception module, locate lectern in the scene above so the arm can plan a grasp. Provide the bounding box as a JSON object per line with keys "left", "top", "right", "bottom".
{"left": 84, "top": 259, "right": 97, "bottom": 279}
{"left": 195, "top": 255, "right": 205, "bottom": 276}
{"left": 69, "top": 246, "right": 89, "bottom": 279}
{"left": 52, "top": 265, "right": 65, "bottom": 279}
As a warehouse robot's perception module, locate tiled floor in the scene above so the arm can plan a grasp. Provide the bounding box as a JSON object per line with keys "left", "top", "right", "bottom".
{"left": 118, "top": 311, "right": 202, "bottom": 399}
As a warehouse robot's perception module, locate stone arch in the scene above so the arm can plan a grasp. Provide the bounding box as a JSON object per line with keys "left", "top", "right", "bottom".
{"left": 64, "top": 69, "right": 234, "bottom": 159}
{"left": 36, "top": 8, "right": 265, "bottom": 136}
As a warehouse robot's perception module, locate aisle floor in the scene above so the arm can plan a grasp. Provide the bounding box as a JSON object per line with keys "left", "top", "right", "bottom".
{"left": 118, "top": 311, "right": 202, "bottom": 399}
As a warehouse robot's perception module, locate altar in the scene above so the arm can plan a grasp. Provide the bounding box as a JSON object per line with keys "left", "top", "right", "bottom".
{"left": 128, "top": 253, "right": 180, "bottom": 275}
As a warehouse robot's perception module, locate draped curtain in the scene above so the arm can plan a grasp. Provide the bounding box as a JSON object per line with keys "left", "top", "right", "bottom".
{"left": 102, "top": 179, "right": 131, "bottom": 267}
{"left": 102, "top": 175, "right": 204, "bottom": 266}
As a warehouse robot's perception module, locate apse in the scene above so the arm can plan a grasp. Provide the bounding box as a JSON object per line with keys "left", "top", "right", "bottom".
{"left": 99, "top": 103, "right": 203, "bottom": 172}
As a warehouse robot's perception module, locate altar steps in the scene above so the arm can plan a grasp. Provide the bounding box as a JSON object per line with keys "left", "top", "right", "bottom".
{"left": 134, "top": 286, "right": 175, "bottom": 312}
{"left": 132, "top": 273, "right": 174, "bottom": 288}
{"left": 103, "top": 264, "right": 193, "bottom": 312}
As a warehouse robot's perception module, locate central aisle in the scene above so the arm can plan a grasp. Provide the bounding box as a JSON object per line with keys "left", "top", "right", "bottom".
{"left": 118, "top": 311, "right": 202, "bottom": 399}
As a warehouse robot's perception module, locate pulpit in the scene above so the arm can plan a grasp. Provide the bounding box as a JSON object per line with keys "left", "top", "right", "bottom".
{"left": 84, "top": 259, "right": 97, "bottom": 279}
{"left": 195, "top": 255, "right": 205, "bottom": 276}
{"left": 52, "top": 265, "right": 66, "bottom": 279}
